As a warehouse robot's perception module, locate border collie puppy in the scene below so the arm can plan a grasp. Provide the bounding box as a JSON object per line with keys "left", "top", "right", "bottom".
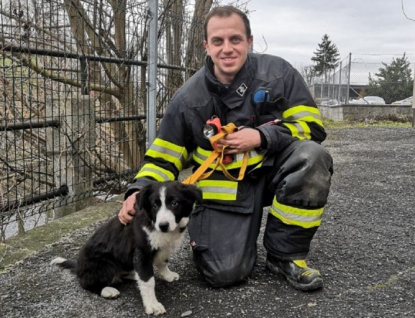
{"left": 51, "top": 181, "right": 202, "bottom": 316}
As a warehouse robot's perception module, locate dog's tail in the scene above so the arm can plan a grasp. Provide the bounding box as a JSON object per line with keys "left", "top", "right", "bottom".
{"left": 51, "top": 257, "right": 77, "bottom": 273}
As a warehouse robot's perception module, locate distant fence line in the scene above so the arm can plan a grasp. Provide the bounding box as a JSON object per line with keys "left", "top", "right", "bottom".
{"left": 309, "top": 53, "right": 415, "bottom": 105}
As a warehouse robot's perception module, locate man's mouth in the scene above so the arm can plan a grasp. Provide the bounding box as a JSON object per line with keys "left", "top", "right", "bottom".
{"left": 222, "top": 57, "right": 236, "bottom": 64}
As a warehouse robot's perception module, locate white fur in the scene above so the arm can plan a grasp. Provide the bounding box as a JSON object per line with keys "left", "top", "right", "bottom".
{"left": 135, "top": 274, "right": 166, "bottom": 316}
{"left": 101, "top": 287, "right": 120, "bottom": 298}
{"left": 50, "top": 257, "right": 67, "bottom": 265}
{"left": 178, "top": 217, "right": 189, "bottom": 228}
{"left": 153, "top": 247, "right": 180, "bottom": 282}
{"left": 154, "top": 186, "right": 177, "bottom": 232}
{"left": 143, "top": 226, "right": 185, "bottom": 251}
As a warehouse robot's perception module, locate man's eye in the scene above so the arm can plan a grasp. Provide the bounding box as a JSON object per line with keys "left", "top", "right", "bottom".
{"left": 231, "top": 38, "right": 241, "bottom": 44}
{"left": 212, "top": 39, "right": 222, "bottom": 45}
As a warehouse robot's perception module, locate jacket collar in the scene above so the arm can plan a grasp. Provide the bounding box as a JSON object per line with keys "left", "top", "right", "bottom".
{"left": 204, "top": 55, "right": 253, "bottom": 109}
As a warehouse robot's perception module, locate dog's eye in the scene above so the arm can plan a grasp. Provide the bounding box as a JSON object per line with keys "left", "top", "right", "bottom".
{"left": 171, "top": 200, "right": 179, "bottom": 207}
{"left": 152, "top": 203, "right": 158, "bottom": 209}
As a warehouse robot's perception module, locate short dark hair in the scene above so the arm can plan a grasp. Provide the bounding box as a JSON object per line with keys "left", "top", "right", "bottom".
{"left": 204, "top": 6, "right": 251, "bottom": 41}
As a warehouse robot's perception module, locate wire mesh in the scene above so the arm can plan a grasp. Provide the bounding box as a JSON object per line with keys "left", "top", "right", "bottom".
{"left": 311, "top": 53, "right": 414, "bottom": 104}
{"left": 0, "top": 0, "right": 204, "bottom": 240}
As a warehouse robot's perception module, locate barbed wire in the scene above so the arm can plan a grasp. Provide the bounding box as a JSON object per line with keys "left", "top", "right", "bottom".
{"left": 401, "top": 0, "right": 415, "bottom": 22}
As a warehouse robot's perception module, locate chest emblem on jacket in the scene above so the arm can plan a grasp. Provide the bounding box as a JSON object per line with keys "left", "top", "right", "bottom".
{"left": 236, "top": 83, "right": 248, "bottom": 97}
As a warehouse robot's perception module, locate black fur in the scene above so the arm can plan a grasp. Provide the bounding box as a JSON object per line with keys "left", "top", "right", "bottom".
{"left": 52, "top": 181, "right": 202, "bottom": 311}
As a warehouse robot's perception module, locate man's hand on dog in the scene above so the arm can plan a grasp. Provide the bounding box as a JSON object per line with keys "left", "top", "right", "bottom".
{"left": 118, "top": 191, "right": 139, "bottom": 225}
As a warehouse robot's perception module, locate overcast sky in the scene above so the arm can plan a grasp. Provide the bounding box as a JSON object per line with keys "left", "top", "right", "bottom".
{"left": 233, "top": 0, "right": 415, "bottom": 69}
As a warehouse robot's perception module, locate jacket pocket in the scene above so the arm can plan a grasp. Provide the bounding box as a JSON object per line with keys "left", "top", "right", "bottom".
{"left": 256, "top": 97, "right": 288, "bottom": 125}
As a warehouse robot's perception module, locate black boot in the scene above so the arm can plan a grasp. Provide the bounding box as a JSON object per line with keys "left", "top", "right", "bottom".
{"left": 266, "top": 254, "right": 323, "bottom": 291}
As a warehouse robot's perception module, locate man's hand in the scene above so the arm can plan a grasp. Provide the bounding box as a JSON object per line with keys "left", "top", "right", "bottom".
{"left": 216, "top": 127, "right": 261, "bottom": 154}
{"left": 118, "top": 191, "right": 139, "bottom": 225}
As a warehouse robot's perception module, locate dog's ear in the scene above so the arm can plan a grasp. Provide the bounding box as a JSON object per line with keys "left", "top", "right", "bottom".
{"left": 180, "top": 183, "right": 203, "bottom": 204}
{"left": 135, "top": 184, "right": 152, "bottom": 212}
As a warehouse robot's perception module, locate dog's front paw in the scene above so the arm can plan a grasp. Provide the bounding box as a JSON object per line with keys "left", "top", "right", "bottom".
{"left": 161, "top": 271, "right": 179, "bottom": 282}
{"left": 144, "top": 300, "right": 166, "bottom": 316}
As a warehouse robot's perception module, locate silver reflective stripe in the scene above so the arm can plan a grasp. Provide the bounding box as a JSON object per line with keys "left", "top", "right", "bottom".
{"left": 150, "top": 144, "right": 186, "bottom": 164}
{"left": 271, "top": 203, "right": 323, "bottom": 223}
{"left": 198, "top": 185, "right": 237, "bottom": 195}
{"left": 193, "top": 150, "right": 207, "bottom": 162}
{"left": 285, "top": 111, "right": 322, "bottom": 121}
{"left": 290, "top": 122, "right": 305, "bottom": 135}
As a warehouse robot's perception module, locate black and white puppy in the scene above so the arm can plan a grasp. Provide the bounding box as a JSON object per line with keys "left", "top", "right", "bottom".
{"left": 51, "top": 181, "right": 202, "bottom": 316}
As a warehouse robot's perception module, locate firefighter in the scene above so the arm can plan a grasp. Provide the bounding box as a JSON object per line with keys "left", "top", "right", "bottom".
{"left": 119, "top": 5, "right": 333, "bottom": 290}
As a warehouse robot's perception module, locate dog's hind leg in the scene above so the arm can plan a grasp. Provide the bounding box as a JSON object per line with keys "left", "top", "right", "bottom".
{"left": 100, "top": 287, "right": 121, "bottom": 299}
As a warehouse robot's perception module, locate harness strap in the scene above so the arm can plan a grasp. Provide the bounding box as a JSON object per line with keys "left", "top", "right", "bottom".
{"left": 182, "top": 123, "right": 248, "bottom": 185}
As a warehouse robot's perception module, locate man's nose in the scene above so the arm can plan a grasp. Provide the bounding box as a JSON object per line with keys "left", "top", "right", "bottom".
{"left": 223, "top": 40, "right": 233, "bottom": 53}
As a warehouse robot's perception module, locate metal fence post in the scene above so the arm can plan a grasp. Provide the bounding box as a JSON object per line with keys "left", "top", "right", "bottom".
{"left": 346, "top": 53, "right": 352, "bottom": 104}
{"left": 147, "top": 0, "right": 158, "bottom": 148}
{"left": 338, "top": 61, "right": 342, "bottom": 103}
{"left": 412, "top": 61, "right": 415, "bottom": 127}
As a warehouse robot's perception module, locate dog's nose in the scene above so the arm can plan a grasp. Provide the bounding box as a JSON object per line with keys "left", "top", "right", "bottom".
{"left": 158, "top": 222, "right": 170, "bottom": 232}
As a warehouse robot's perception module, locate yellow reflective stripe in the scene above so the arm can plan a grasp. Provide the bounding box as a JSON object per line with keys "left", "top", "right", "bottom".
{"left": 282, "top": 105, "right": 323, "bottom": 140}
{"left": 202, "top": 192, "right": 237, "bottom": 200}
{"left": 283, "top": 122, "right": 303, "bottom": 140}
{"left": 269, "top": 198, "right": 324, "bottom": 228}
{"left": 283, "top": 105, "right": 321, "bottom": 117}
{"left": 283, "top": 105, "right": 324, "bottom": 127}
{"left": 135, "top": 163, "right": 175, "bottom": 181}
{"left": 145, "top": 138, "right": 188, "bottom": 171}
{"left": 197, "top": 180, "right": 237, "bottom": 201}
{"left": 298, "top": 121, "right": 311, "bottom": 139}
{"left": 282, "top": 121, "right": 311, "bottom": 140}
{"left": 192, "top": 147, "right": 263, "bottom": 171}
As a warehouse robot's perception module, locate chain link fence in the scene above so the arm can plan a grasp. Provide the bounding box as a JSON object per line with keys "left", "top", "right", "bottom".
{"left": 0, "top": 0, "right": 205, "bottom": 240}
{"left": 309, "top": 53, "right": 414, "bottom": 105}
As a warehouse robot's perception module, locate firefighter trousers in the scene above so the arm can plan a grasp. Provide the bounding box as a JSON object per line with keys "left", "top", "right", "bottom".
{"left": 188, "top": 140, "right": 333, "bottom": 287}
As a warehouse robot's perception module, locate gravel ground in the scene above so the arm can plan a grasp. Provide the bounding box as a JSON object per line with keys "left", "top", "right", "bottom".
{"left": 1, "top": 127, "right": 414, "bottom": 318}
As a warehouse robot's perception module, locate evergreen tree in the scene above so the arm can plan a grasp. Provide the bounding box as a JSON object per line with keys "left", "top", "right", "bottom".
{"left": 311, "top": 34, "right": 340, "bottom": 81}
{"left": 366, "top": 54, "right": 413, "bottom": 104}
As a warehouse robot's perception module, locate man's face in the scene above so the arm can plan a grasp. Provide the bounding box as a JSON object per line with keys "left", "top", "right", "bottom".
{"left": 204, "top": 13, "right": 253, "bottom": 84}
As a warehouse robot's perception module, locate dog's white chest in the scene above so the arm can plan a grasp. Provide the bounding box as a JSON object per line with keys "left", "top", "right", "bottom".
{"left": 143, "top": 227, "right": 184, "bottom": 250}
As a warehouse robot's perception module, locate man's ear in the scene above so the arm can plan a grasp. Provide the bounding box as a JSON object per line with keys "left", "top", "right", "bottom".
{"left": 203, "top": 40, "right": 209, "bottom": 55}
{"left": 248, "top": 35, "right": 253, "bottom": 50}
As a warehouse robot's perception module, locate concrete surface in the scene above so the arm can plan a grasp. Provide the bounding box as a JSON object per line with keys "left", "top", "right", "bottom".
{"left": 318, "top": 104, "right": 412, "bottom": 121}
{"left": 0, "top": 126, "right": 414, "bottom": 318}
